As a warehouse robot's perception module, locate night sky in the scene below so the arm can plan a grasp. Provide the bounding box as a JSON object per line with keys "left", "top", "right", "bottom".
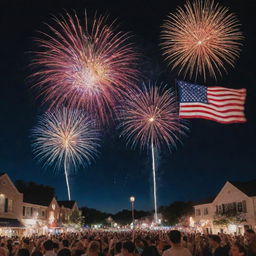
{"left": 1, "top": 0, "right": 256, "bottom": 213}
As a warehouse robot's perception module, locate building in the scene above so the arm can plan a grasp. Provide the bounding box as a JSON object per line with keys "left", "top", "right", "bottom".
{"left": 0, "top": 173, "right": 80, "bottom": 236}
{"left": 194, "top": 180, "right": 256, "bottom": 235}
{"left": 58, "top": 200, "right": 79, "bottom": 225}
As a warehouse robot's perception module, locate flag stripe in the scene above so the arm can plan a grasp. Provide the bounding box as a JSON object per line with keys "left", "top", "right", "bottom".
{"left": 209, "top": 87, "right": 246, "bottom": 93}
{"left": 179, "top": 112, "right": 246, "bottom": 124}
{"left": 180, "top": 107, "right": 245, "bottom": 118}
{"left": 178, "top": 81, "right": 246, "bottom": 124}
{"left": 180, "top": 102, "right": 244, "bottom": 111}
{"left": 208, "top": 98, "right": 245, "bottom": 106}
{"left": 208, "top": 91, "right": 246, "bottom": 96}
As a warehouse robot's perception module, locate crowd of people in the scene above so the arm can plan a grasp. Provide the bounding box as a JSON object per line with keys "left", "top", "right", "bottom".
{"left": 0, "top": 229, "right": 256, "bottom": 256}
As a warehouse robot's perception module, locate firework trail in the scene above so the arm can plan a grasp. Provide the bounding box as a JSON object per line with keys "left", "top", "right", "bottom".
{"left": 118, "top": 84, "right": 187, "bottom": 223}
{"left": 31, "top": 108, "right": 100, "bottom": 200}
{"left": 31, "top": 12, "right": 139, "bottom": 125}
{"left": 161, "top": 0, "right": 243, "bottom": 80}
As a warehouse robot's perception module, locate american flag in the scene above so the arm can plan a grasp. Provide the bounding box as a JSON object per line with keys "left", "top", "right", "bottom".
{"left": 177, "top": 80, "right": 247, "bottom": 124}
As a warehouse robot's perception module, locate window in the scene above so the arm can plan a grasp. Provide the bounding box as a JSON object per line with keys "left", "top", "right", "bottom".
{"left": 25, "top": 207, "right": 31, "bottom": 216}
{"left": 23, "top": 206, "right": 25, "bottom": 216}
{"left": 238, "top": 202, "right": 243, "bottom": 212}
{"left": 242, "top": 200, "right": 247, "bottom": 213}
{"left": 196, "top": 209, "right": 201, "bottom": 216}
{"left": 0, "top": 194, "right": 5, "bottom": 212}
{"left": 8, "top": 199, "right": 13, "bottom": 212}
{"left": 204, "top": 208, "right": 208, "bottom": 215}
{"left": 4, "top": 198, "right": 8, "bottom": 212}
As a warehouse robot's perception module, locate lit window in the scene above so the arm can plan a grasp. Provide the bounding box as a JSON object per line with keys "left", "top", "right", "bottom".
{"left": 8, "top": 199, "right": 13, "bottom": 212}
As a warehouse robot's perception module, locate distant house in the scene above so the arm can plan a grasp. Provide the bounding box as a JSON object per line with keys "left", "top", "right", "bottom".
{"left": 58, "top": 200, "right": 79, "bottom": 225}
{"left": 0, "top": 172, "right": 79, "bottom": 236}
{"left": 0, "top": 173, "right": 24, "bottom": 235}
{"left": 194, "top": 180, "right": 256, "bottom": 234}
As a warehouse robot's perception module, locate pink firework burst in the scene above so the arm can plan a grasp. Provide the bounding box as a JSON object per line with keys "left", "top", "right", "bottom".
{"left": 118, "top": 83, "right": 187, "bottom": 151}
{"left": 31, "top": 12, "right": 139, "bottom": 124}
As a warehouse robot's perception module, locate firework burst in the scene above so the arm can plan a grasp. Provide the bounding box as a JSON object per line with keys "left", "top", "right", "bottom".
{"left": 118, "top": 83, "right": 187, "bottom": 223}
{"left": 118, "top": 84, "right": 186, "bottom": 151}
{"left": 161, "top": 0, "right": 243, "bottom": 80}
{"left": 32, "top": 108, "right": 100, "bottom": 200}
{"left": 31, "top": 12, "right": 139, "bottom": 124}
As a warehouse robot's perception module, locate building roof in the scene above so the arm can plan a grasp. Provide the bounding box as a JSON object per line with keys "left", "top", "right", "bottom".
{"left": 58, "top": 200, "right": 76, "bottom": 209}
{"left": 230, "top": 180, "right": 256, "bottom": 197}
{"left": 0, "top": 172, "right": 6, "bottom": 177}
{"left": 193, "top": 196, "right": 215, "bottom": 206}
{"left": 0, "top": 218, "right": 25, "bottom": 228}
{"left": 23, "top": 195, "right": 54, "bottom": 206}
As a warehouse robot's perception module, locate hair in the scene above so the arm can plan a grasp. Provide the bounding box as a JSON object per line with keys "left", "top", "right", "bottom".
{"left": 44, "top": 240, "right": 54, "bottom": 251}
{"left": 32, "top": 251, "right": 43, "bottom": 256}
{"left": 234, "top": 243, "right": 247, "bottom": 255}
{"left": 58, "top": 249, "right": 71, "bottom": 256}
{"left": 88, "top": 241, "right": 100, "bottom": 254}
{"left": 17, "top": 249, "right": 30, "bottom": 256}
{"left": 23, "top": 239, "right": 30, "bottom": 246}
{"left": 142, "top": 246, "right": 160, "bottom": 256}
{"left": 62, "top": 240, "right": 69, "bottom": 248}
{"left": 167, "top": 230, "right": 181, "bottom": 244}
{"left": 115, "top": 242, "right": 122, "bottom": 254}
{"left": 122, "top": 242, "right": 135, "bottom": 253}
{"left": 53, "top": 242, "right": 59, "bottom": 250}
{"left": 209, "top": 235, "right": 221, "bottom": 244}
{"left": 246, "top": 229, "right": 255, "bottom": 234}
{"left": 74, "top": 250, "right": 85, "bottom": 256}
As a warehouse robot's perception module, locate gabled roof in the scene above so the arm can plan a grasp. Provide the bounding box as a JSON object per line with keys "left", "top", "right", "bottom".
{"left": 230, "top": 180, "right": 256, "bottom": 197}
{"left": 58, "top": 200, "right": 76, "bottom": 209}
{"left": 193, "top": 196, "right": 215, "bottom": 206}
{"left": 0, "top": 173, "right": 23, "bottom": 195}
{"left": 23, "top": 195, "right": 54, "bottom": 206}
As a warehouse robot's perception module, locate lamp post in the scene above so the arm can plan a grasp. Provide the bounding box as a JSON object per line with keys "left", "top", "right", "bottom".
{"left": 129, "top": 196, "right": 135, "bottom": 228}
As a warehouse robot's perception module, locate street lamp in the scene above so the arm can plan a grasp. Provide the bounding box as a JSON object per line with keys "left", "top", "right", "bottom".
{"left": 129, "top": 196, "right": 135, "bottom": 228}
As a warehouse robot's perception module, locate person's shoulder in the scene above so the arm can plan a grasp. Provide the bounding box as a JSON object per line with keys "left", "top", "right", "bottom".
{"left": 183, "top": 247, "right": 192, "bottom": 256}
{"left": 162, "top": 248, "right": 171, "bottom": 256}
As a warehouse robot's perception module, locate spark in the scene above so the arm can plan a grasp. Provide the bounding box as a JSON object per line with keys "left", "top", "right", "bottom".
{"left": 31, "top": 108, "right": 100, "bottom": 200}
{"left": 30, "top": 12, "right": 139, "bottom": 125}
{"left": 161, "top": 0, "right": 243, "bottom": 80}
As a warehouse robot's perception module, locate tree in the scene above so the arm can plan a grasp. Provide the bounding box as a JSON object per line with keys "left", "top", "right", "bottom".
{"left": 159, "top": 201, "right": 194, "bottom": 226}
{"left": 213, "top": 209, "right": 246, "bottom": 227}
{"left": 80, "top": 207, "right": 109, "bottom": 225}
{"left": 68, "top": 209, "right": 84, "bottom": 228}
{"left": 15, "top": 180, "right": 55, "bottom": 205}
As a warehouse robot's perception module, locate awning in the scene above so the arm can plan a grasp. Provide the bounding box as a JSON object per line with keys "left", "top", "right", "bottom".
{"left": 0, "top": 218, "right": 25, "bottom": 228}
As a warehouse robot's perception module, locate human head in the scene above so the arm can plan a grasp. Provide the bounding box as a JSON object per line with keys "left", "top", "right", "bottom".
{"left": 87, "top": 241, "right": 100, "bottom": 255}
{"left": 122, "top": 241, "right": 135, "bottom": 256}
{"left": 141, "top": 246, "right": 160, "bottom": 256}
{"left": 58, "top": 249, "right": 71, "bottom": 256}
{"left": 32, "top": 251, "right": 43, "bottom": 256}
{"left": 209, "top": 235, "right": 221, "bottom": 248}
{"left": 167, "top": 230, "right": 181, "bottom": 245}
{"left": 245, "top": 229, "right": 255, "bottom": 242}
{"left": 230, "top": 243, "right": 247, "bottom": 256}
{"left": 115, "top": 242, "right": 122, "bottom": 254}
{"left": 17, "top": 249, "right": 30, "bottom": 256}
{"left": 53, "top": 242, "right": 59, "bottom": 252}
{"left": 43, "top": 240, "right": 54, "bottom": 251}
{"left": 62, "top": 240, "right": 69, "bottom": 248}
